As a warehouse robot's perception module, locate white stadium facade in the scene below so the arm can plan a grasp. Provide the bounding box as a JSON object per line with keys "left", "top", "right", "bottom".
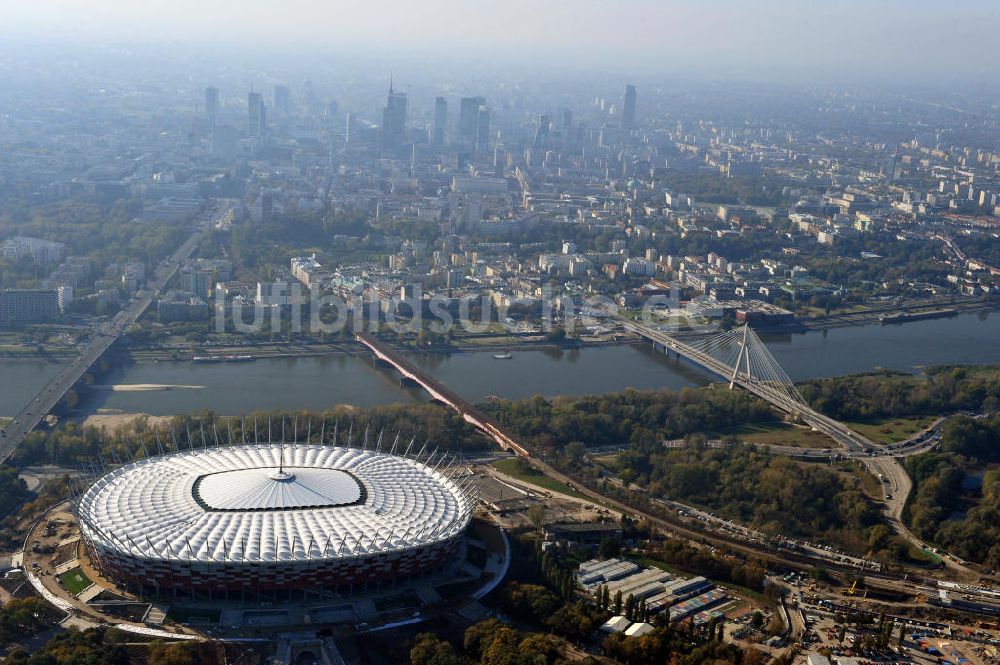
{"left": 76, "top": 444, "right": 477, "bottom": 598}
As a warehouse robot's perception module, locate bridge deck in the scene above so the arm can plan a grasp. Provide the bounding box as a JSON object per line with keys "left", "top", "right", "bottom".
{"left": 619, "top": 320, "right": 876, "bottom": 451}
{"left": 355, "top": 334, "right": 530, "bottom": 457}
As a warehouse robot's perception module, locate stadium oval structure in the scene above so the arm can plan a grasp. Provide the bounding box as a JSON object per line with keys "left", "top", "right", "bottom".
{"left": 76, "top": 444, "right": 476, "bottom": 597}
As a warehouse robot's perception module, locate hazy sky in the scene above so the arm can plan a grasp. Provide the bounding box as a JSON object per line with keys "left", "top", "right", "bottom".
{"left": 2, "top": 0, "right": 998, "bottom": 82}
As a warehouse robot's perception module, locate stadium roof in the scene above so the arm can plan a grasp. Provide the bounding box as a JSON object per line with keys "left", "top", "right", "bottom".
{"left": 78, "top": 444, "right": 475, "bottom": 564}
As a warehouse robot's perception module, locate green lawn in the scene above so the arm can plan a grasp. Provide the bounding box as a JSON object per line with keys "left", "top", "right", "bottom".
{"left": 491, "top": 458, "right": 579, "bottom": 496}
{"left": 58, "top": 567, "right": 93, "bottom": 595}
{"left": 845, "top": 415, "right": 937, "bottom": 445}
{"left": 590, "top": 453, "right": 620, "bottom": 467}
{"left": 710, "top": 421, "right": 832, "bottom": 448}
{"left": 836, "top": 461, "right": 884, "bottom": 500}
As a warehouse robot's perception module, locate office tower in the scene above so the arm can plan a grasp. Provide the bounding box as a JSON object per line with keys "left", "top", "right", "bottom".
{"left": 458, "top": 96, "right": 486, "bottom": 147}
{"left": 559, "top": 108, "right": 573, "bottom": 130}
{"left": 274, "top": 85, "right": 291, "bottom": 114}
{"left": 621, "top": 84, "right": 637, "bottom": 129}
{"left": 475, "top": 105, "right": 490, "bottom": 154}
{"left": 205, "top": 87, "right": 219, "bottom": 126}
{"left": 248, "top": 91, "right": 263, "bottom": 137}
{"left": 533, "top": 113, "right": 550, "bottom": 148}
{"left": 433, "top": 96, "right": 448, "bottom": 147}
{"left": 345, "top": 112, "right": 357, "bottom": 144}
{"left": 381, "top": 79, "right": 407, "bottom": 150}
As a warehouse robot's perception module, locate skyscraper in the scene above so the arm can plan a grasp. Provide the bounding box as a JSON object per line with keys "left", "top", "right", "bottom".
{"left": 345, "top": 112, "right": 357, "bottom": 144}
{"left": 621, "top": 84, "right": 637, "bottom": 129}
{"left": 533, "top": 113, "right": 550, "bottom": 149}
{"left": 381, "top": 79, "right": 407, "bottom": 151}
{"left": 433, "top": 96, "right": 448, "bottom": 147}
{"left": 205, "top": 87, "right": 219, "bottom": 126}
{"left": 274, "top": 85, "right": 291, "bottom": 114}
{"left": 475, "top": 105, "right": 491, "bottom": 154}
{"left": 248, "top": 91, "right": 263, "bottom": 137}
{"left": 458, "top": 96, "right": 486, "bottom": 147}
{"left": 558, "top": 107, "right": 573, "bottom": 130}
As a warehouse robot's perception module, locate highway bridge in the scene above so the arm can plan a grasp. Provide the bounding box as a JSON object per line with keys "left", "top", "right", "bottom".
{"left": 618, "top": 319, "right": 986, "bottom": 575}
{"left": 355, "top": 333, "right": 530, "bottom": 457}
{"left": 619, "top": 319, "right": 877, "bottom": 452}
{"left": 0, "top": 214, "right": 210, "bottom": 461}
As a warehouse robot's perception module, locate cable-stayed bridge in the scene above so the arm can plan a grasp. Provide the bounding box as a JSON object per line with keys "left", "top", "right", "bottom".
{"left": 619, "top": 319, "right": 875, "bottom": 452}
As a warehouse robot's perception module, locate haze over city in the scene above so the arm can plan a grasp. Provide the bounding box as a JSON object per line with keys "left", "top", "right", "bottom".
{"left": 2, "top": 0, "right": 1000, "bottom": 82}
{"left": 1, "top": 1, "right": 1000, "bottom": 664}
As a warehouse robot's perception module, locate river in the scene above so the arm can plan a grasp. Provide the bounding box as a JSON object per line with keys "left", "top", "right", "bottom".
{"left": 1, "top": 311, "right": 998, "bottom": 416}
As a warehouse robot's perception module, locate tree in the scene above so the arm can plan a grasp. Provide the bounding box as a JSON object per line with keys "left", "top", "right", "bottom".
{"left": 598, "top": 537, "right": 621, "bottom": 559}
{"left": 546, "top": 604, "right": 594, "bottom": 640}
{"left": 409, "top": 633, "right": 466, "bottom": 665}
{"left": 464, "top": 620, "right": 503, "bottom": 661}
{"left": 479, "top": 625, "right": 521, "bottom": 665}
{"left": 527, "top": 504, "right": 546, "bottom": 530}
{"left": 148, "top": 643, "right": 203, "bottom": 665}
{"left": 613, "top": 589, "right": 623, "bottom": 615}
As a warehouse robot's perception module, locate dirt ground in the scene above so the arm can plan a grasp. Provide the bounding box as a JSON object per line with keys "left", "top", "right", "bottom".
{"left": 77, "top": 412, "right": 173, "bottom": 431}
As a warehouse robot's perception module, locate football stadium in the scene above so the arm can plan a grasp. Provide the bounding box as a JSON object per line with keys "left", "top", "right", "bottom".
{"left": 76, "top": 443, "right": 477, "bottom": 599}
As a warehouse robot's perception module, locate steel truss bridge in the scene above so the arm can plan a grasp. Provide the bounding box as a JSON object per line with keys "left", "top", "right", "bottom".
{"left": 619, "top": 320, "right": 876, "bottom": 452}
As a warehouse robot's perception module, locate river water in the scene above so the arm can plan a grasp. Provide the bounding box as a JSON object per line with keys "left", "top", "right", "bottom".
{"left": 1, "top": 311, "right": 998, "bottom": 416}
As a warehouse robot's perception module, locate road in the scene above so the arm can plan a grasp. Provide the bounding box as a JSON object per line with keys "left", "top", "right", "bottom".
{"left": 619, "top": 318, "right": 988, "bottom": 579}
{"left": 0, "top": 208, "right": 215, "bottom": 460}
{"left": 618, "top": 319, "right": 878, "bottom": 454}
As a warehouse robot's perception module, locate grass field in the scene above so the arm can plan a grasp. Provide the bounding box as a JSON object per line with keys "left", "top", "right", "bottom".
{"left": 710, "top": 421, "right": 832, "bottom": 448}
{"left": 589, "top": 453, "right": 620, "bottom": 467}
{"left": 844, "top": 415, "right": 937, "bottom": 445}
{"left": 491, "top": 458, "right": 579, "bottom": 496}
{"left": 58, "top": 567, "right": 93, "bottom": 595}
{"left": 840, "top": 461, "right": 885, "bottom": 500}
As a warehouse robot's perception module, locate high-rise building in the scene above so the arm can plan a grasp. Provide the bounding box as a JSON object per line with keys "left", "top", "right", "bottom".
{"left": 248, "top": 91, "right": 263, "bottom": 137}
{"left": 0, "top": 289, "right": 59, "bottom": 326}
{"left": 274, "top": 85, "right": 291, "bottom": 114}
{"left": 205, "top": 87, "right": 219, "bottom": 126}
{"left": 433, "top": 96, "right": 448, "bottom": 147}
{"left": 533, "top": 113, "right": 550, "bottom": 148}
{"left": 458, "top": 96, "right": 486, "bottom": 147}
{"left": 345, "top": 112, "right": 357, "bottom": 144}
{"left": 475, "top": 105, "right": 491, "bottom": 154}
{"left": 381, "top": 80, "right": 407, "bottom": 150}
{"left": 558, "top": 107, "right": 573, "bottom": 130}
{"left": 621, "top": 84, "right": 637, "bottom": 129}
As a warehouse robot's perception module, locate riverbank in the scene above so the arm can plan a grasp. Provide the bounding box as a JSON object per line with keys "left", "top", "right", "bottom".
{"left": 126, "top": 334, "right": 622, "bottom": 362}
{"left": 800, "top": 294, "right": 997, "bottom": 330}
{"left": 76, "top": 412, "right": 174, "bottom": 431}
